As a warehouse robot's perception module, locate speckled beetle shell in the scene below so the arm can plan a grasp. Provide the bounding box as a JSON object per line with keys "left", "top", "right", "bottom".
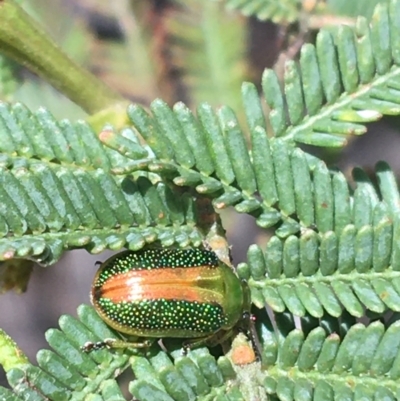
{"left": 91, "top": 248, "right": 250, "bottom": 340}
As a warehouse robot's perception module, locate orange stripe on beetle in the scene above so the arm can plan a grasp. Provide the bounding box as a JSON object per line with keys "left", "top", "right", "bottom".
{"left": 95, "top": 266, "right": 224, "bottom": 304}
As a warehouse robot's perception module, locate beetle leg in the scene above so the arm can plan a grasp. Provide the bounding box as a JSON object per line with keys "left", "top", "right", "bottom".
{"left": 205, "top": 329, "right": 234, "bottom": 347}
{"left": 81, "top": 338, "right": 155, "bottom": 352}
{"left": 236, "top": 312, "right": 261, "bottom": 361}
{"left": 182, "top": 336, "right": 209, "bottom": 355}
{"left": 182, "top": 329, "right": 233, "bottom": 354}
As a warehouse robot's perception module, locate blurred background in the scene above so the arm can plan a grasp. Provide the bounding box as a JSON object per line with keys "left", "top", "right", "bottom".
{"left": 1, "top": 0, "right": 400, "bottom": 390}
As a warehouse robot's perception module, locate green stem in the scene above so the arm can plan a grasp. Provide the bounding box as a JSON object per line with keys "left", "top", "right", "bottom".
{"left": 0, "top": 0, "right": 126, "bottom": 114}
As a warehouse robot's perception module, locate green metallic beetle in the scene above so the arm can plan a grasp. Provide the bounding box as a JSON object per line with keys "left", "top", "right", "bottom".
{"left": 82, "top": 248, "right": 252, "bottom": 352}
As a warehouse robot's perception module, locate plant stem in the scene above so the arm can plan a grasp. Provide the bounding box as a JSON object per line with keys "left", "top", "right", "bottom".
{"left": 0, "top": 0, "right": 126, "bottom": 114}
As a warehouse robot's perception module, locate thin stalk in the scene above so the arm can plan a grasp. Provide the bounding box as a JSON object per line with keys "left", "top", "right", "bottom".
{"left": 0, "top": 0, "right": 126, "bottom": 114}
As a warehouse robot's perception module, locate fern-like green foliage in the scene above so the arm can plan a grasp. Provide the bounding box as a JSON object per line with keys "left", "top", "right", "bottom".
{"left": 256, "top": 309, "right": 400, "bottom": 400}
{"left": 0, "top": 103, "right": 206, "bottom": 267}
{"left": 0, "top": 306, "right": 258, "bottom": 400}
{"left": 327, "top": 0, "right": 387, "bottom": 19}
{"left": 222, "top": 0, "right": 301, "bottom": 23}
{"left": 3, "top": 0, "right": 400, "bottom": 400}
{"left": 166, "top": 0, "right": 248, "bottom": 112}
{"left": 3, "top": 305, "right": 400, "bottom": 400}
